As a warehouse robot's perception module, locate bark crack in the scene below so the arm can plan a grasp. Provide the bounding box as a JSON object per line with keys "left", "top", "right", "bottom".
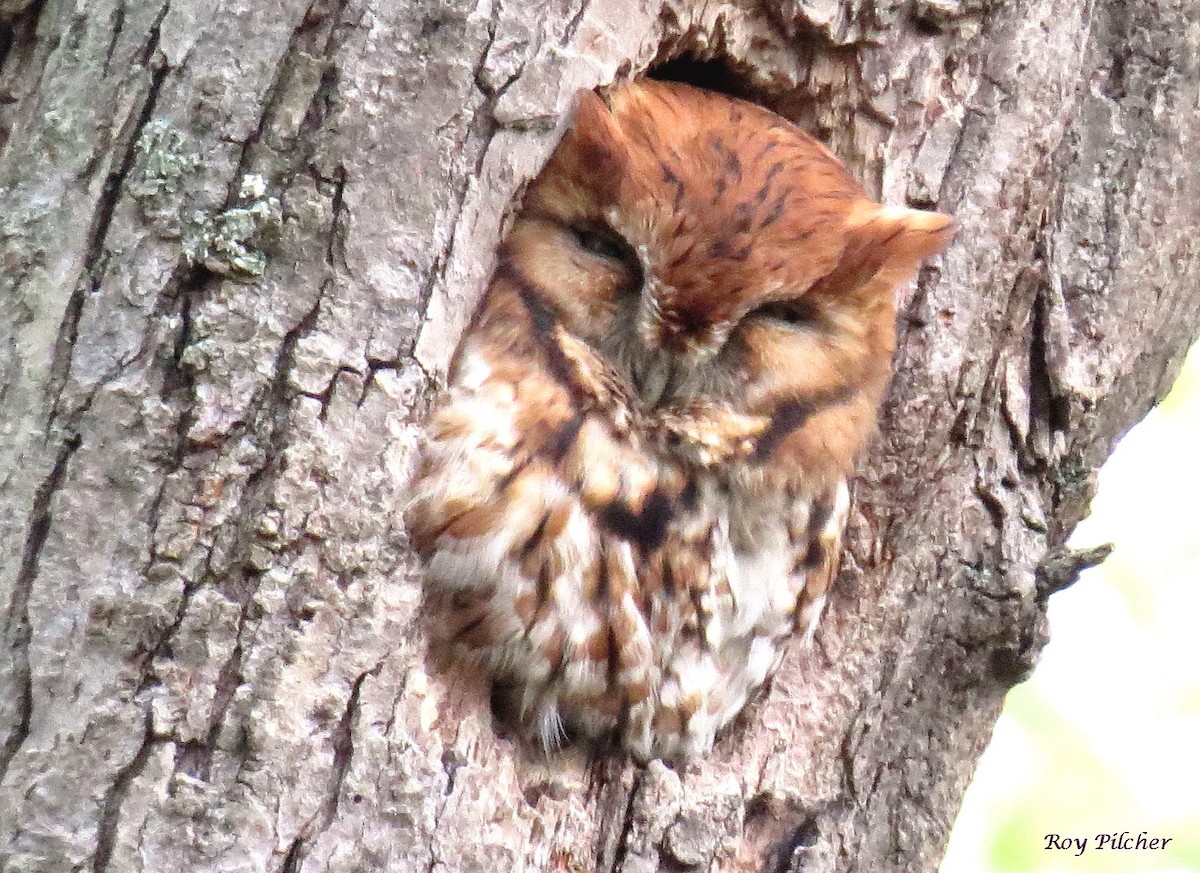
{"left": 48, "top": 18, "right": 170, "bottom": 431}
{"left": 101, "top": 1, "right": 126, "bottom": 75}
{"left": 93, "top": 710, "right": 159, "bottom": 873}
{"left": 166, "top": 564, "right": 260, "bottom": 785}
{"left": 560, "top": 0, "right": 593, "bottom": 48}
{"left": 409, "top": 10, "right": 511, "bottom": 363}
{"left": 0, "top": 431, "right": 81, "bottom": 783}
{"left": 229, "top": 0, "right": 360, "bottom": 195}
{"left": 280, "top": 838, "right": 305, "bottom": 873}
{"left": 133, "top": 270, "right": 210, "bottom": 680}
{"left": 278, "top": 663, "right": 382, "bottom": 872}
{"left": 599, "top": 767, "right": 643, "bottom": 873}
{"left": 325, "top": 167, "right": 348, "bottom": 274}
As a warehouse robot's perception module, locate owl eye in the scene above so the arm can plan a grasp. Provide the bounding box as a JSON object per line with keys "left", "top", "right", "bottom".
{"left": 570, "top": 225, "right": 637, "bottom": 267}
{"left": 750, "top": 299, "right": 820, "bottom": 327}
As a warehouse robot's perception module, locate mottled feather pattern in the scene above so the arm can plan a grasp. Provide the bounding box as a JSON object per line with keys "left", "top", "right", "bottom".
{"left": 408, "top": 80, "right": 952, "bottom": 761}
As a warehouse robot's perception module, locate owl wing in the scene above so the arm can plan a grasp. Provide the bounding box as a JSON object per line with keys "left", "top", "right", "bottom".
{"left": 791, "top": 480, "right": 851, "bottom": 643}
{"left": 409, "top": 273, "right": 683, "bottom": 752}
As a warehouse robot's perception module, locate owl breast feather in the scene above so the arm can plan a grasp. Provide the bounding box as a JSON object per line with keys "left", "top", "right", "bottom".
{"left": 408, "top": 333, "right": 847, "bottom": 761}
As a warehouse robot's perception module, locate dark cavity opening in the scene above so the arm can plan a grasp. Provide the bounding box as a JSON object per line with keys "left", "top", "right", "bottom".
{"left": 0, "top": 23, "right": 13, "bottom": 71}
{"left": 644, "top": 48, "right": 832, "bottom": 149}
{"left": 648, "top": 55, "right": 762, "bottom": 104}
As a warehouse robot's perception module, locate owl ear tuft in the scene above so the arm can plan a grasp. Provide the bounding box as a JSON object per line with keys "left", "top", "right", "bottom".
{"left": 563, "top": 89, "right": 630, "bottom": 185}
{"left": 814, "top": 205, "right": 954, "bottom": 298}
{"left": 870, "top": 206, "right": 956, "bottom": 266}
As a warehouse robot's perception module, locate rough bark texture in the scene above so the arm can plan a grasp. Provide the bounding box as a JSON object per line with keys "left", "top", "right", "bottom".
{"left": 1, "top": 1, "right": 1197, "bottom": 872}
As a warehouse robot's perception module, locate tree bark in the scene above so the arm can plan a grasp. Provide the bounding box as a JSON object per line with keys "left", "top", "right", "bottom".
{"left": 1, "top": 0, "right": 1196, "bottom": 871}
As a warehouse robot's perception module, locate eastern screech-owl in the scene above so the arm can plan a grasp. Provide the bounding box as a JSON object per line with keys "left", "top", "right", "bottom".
{"left": 408, "top": 80, "right": 952, "bottom": 761}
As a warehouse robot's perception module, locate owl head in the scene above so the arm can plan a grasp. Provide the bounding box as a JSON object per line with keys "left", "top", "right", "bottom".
{"left": 497, "top": 80, "right": 953, "bottom": 480}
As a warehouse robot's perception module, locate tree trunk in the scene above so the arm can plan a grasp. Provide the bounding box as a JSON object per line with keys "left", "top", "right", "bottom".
{"left": 1, "top": 0, "right": 1196, "bottom": 871}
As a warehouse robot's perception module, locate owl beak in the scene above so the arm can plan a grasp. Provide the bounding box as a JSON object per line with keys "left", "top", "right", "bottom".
{"left": 636, "top": 358, "right": 677, "bottom": 408}
{"left": 633, "top": 284, "right": 676, "bottom": 407}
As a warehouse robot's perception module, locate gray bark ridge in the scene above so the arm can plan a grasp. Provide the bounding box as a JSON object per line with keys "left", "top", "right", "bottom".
{"left": 1, "top": 0, "right": 1197, "bottom": 872}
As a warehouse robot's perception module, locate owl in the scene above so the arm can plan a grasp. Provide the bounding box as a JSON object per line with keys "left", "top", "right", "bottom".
{"left": 407, "top": 80, "right": 952, "bottom": 762}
